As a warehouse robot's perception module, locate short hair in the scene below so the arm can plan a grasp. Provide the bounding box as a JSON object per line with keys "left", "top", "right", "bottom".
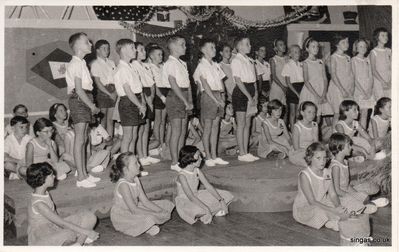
{"left": 328, "top": 133, "right": 352, "bottom": 156}
{"left": 147, "top": 45, "right": 163, "bottom": 57}
{"left": 49, "top": 103, "right": 67, "bottom": 122}
{"left": 10, "top": 116, "right": 29, "bottom": 126}
{"left": 26, "top": 162, "right": 55, "bottom": 189}
{"left": 178, "top": 145, "right": 200, "bottom": 168}
{"left": 374, "top": 97, "right": 391, "bottom": 115}
{"left": 373, "top": 27, "right": 389, "bottom": 45}
{"left": 297, "top": 101, "right": 317, "bottom": 120}
{"left": 288, "top": 44, "right": 301, "bottom": 53}
{"left": 267, "top": 99, "right": 284, "bottom": 115}
{"left": 68, "top": 32, "right": 87, "bottom": 49}
{"left": 332, "top": 34, "right": 348, "bottom": 52}
{"left": 167, "top": 36, "right": 184, "bottom": 50}
{"left": 13, "top": 104, "right": 28, "bottom": 114}
{"left": 303, "top": 37, "right": 318, "bottom": 49}
{"left": 304, "top": 142, "right": 328, "bottom": 166}
{"left": 352, "top": 38, "right": 370, "bottom": 55}
{"left": 110, "top": 152, "right": 134, "bottom": 183}
{"left": 199, "top": 38, "right": 215, "bottom": 51}
{"left": 234, "top": 36, "right": 249, "bottom": 50}
{"left": 115, "top": 39, "right": 134, "bottom": 55}
{"left": 33, "top": 118, "right": 53, "bottom": 137}
{"left": 339, "top": 100, "right": 359, "bottom": 120}
{"left": 273, "top": 38, "right": 285, "bottom": 48}
{"left": 94, "top": 39, "right": 110, "bottom": 50}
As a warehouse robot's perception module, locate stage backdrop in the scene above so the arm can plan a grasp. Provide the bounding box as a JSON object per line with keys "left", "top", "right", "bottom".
{"left": 4, "top": 27, "right": 132, "bottom": 120}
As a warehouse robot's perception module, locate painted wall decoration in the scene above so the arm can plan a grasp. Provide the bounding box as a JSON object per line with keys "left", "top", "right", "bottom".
{"left": 26, "top": 41, "right": 71, "bottom": 100}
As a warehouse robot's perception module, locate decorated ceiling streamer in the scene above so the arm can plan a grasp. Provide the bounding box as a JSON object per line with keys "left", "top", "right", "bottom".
{"left": 93, "top": 6, "right": 155, "bottom": 22}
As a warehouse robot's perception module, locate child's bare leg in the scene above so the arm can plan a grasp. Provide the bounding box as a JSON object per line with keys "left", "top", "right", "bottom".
{"left": 236, "top": 112, "right": 247, "bottom": 155}
{"left": 178, "top": 118, "right": 188, "bottom": 153}
{"left": 202, "top": 119, "right": 213, "bottom": 160}
{"left": 129, "top": 126, "right": 139, "bottom": 155}
{"left": 359, "top": 108, "right": 368, "bottom": 129}
{"left": 170, "top": 119, "right": 182, "bottom": 165}
{"left": 100, "top": 108, "right": 107, "bottom": 131}
{"left": 106, "top": 107, "right": 114, "bottom": 137}
{"left": 243, "top": 115, "right": 252, "bottom": 154}
{"left": 137, "top": 125, "right": 145, "bottom": 159}
{"left": 210, "top": 117, "right": 220, "bottom": 159}
{"left": 160, "top": 110, "right": 167, "bottom": 145}
{"left": 289, "top": 103, "right": 297, "bottom": 131}
{"left": 121, "top": 126, "right": 133, "bottom": 153}
{"left": 142, "top": 120, "right": 150, "bottom": 157}
{"left": 153, "top": 109, "right": 162, "bottom": 148}
{"left": 74, "top": 123, "right": 88, "bottom": 181}
{"left": 332, "top": 113, "right": 339, "bottom": 129}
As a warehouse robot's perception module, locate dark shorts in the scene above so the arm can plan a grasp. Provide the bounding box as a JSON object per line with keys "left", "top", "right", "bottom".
{"left": 154, "top": 88, "right": 169, "bottom": 110}
{"left": 69, "top": 90, "right": 94, "bottom": 124}
{"left": 232, "top": 82, "right": 256, "bottom": 112}
{"left": 142, "top": 87, "right": 155, "bottom": 121}
{"left": 201, "top": 91, "right": 224, "bottom": 120}
{"left": 165, "top": 88, "right": 190, "bottom": 120}
{"left": 118, "top": 95, "right": 146, "bottom": 127}
{"left": 259, "top": 80, "right": 270, "bottom": 101}
{"left": 96, "top": 84, "right": 116, "bottom": 108}
{"left": 286, "top": 82, "right": 304, "bottom": 104}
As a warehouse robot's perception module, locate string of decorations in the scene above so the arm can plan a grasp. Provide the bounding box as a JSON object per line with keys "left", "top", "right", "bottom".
{"left": 119, "top": 20, "right": 189, "bottom": 38}
{"left": 118, "top": 6, "right": 312, "bottom": 38}
{"left": 221, "top": 6, "right": 311, "bottom": 28}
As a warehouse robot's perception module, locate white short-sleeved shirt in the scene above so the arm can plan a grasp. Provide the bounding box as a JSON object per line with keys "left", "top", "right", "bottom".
{"left": 162, "top": 55, "right": 190, "bottom": 88}
{"left": 90, "top": 57, "right": 116, "bottom": 85}
{"left": 4, "top": 134, "right": 33, "bottom": 160}
{"left": 65, "top": 56, "right": 93, "bottom": 94}
{"left": 281, "top": 59, "right": 304, "bottom": 83}
{"left": 90, "top": 125, "right": 110, "bottom": 146}
{"left": 149, "top": 63, "right": 168, "bottom": 88}
{"left": 255, "top": 59, "right": 271, "bottom": 81}
{"left": 194, "top": 58, "right": 225, "bottom": 92}
{"left": 231, "top": 53, "right": 256, "bottom": 83}
{"left": 131, "top": 61, "right": 155, "bottom": 88}
{"left": 114, "top": 60, "right": 143, "bottom": 96}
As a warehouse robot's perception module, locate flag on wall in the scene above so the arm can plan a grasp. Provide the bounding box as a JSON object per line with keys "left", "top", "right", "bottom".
{"left": 93, "top": 6, "right": 153, "bottom": 21}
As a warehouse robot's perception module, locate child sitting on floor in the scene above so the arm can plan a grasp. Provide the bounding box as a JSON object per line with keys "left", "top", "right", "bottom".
{"left": 293, "top": 142, "right": 349, "bottom": 231}
{"left": 4, "top": 116, "right": 32, "bottom": 180}
{"left": 5, "top": 104, "right": 35, "bottom": 138}
{"left": 335, "top": 100, "right": 376, "bottom": 160}
{"left": 328, "top": 133, "right": 389, "bottom": 214}
{"left": 175, "top": 145, "right": 234, "bottom": 224}
{"left": 369, "top": 97, "right": 391, "bottom": 152}
{"left": 24, "top": 118, "right": 71, "bottom": 181}
{"left": 26, "top": 162, "right": 98, "bottom": 246}
{"left": 110, "top": 152, "right": 174, "bottom": 237}
{"left": 218, "top": 102, "right": 238, "bottom": 155}
{"left": 257, "top": 99, "right": 293, "bottom": 159}
{"left": 289, "top": 101, "right": 318, "bottom": 167}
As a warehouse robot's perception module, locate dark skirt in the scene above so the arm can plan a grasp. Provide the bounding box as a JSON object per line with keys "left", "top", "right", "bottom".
{"left": 154, "top": 88, "right": 170, "bottom": 110}
{"left": 118, "top": 95, "right": 146, "bottom": 126}
{"left": 232, "top": 82, "right": 256, "bottom": 112}
{"left": 96, "top": 84, "right": 116, "bottom": 108}
{"left": 286, "top": 82, "right": 304, "bottom": 104}
{"left": 69, "top": 90, "right": 94, "bottom": 124}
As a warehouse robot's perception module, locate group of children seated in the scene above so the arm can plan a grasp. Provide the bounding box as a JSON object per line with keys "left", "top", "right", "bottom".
{"left": 3, "top": 27, "right": 392, "bottom": 245}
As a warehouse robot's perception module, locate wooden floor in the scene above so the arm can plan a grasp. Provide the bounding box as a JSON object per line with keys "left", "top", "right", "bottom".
{"left": 5, "top": 205, "right": 391, "bottom": 246}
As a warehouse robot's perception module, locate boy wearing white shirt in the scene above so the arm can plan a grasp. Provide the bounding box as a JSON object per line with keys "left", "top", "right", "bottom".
{"left": 194, "top": 39, "right": 229, "bottom": 167}
{"left": 91, "top": 40, "right": 117, "bottom": 137}
{"left": 114, "top": 39, "right": 147, "bottom": 162}
{"left": 66, "top": 32, "right": 101, "bottom": 188}
{"left": 163, "top": 36, "right": 193, "bottom": 171}
{"left": 231, "top": 36, "right": 259, "bottom": 162}
{"left": 282, "top": 45, "right": 304, "bottom": 129}
{"left": 4, "top": 116, "right": 32, "bottom": 180}
{"left": 254, "top": 45, "right": 271, "bottom": 101}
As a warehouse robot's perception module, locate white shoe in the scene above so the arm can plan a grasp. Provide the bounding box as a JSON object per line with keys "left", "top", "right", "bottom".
{"left": 76, "top": 179, "right": 96, "bottom": 188}
{"left": 140, "top": 157, "right": 152, "bottom": 166}
{"left": 205, "top": 159, "right": 216, "bottom": 167}
{"left": 213, "top": 157, "right": 229, "bottom": 165}
{"left": 147, "top": 156, "right": 161, "bottom": 164}
{"left": 74, "top": 170, "right": 78, "bottom": 177}
{"left": 238, "top": 154, "right": 254, "bottom": 162}
{"left": 149, "top": 148, "right": 160, "bottom": 156}
{"left": 140, "top": 171, "right": 149, "bottom": 176}
{"left": 215, "top": 210, "right": 227, "bottom": 217}
{"left": 364, "top": 204, "right": 378, "bottom": 214}
{"left": 371, "top": 197, "right": 389, "bottom": 208}
{"left": 171, "top": 164, "right": 182, "bottom": 172}
{"left": 57, "top": 173, "right": 67, "bottom": 181}
{"left": 325, "top": 220, "right": 339, "bottom": 231}
{"left": 84, "top": 237, "right": 94, "bottom": 245}
{"left": 9, "top": 173, "right": 20, "bottom": 180}
{"left": 87, "top": 174, "right": 101, "bottom": 183}
{"left": 91, "top": 165, "right": 104, "bottom": 173}
{"left": 247, "top": 153, "right": 260, "bottom": 161}
{"left": 373, "top": 151, "right": 387, "bottom": 160}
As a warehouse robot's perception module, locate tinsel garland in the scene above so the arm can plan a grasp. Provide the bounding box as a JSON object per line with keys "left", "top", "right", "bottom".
{"left": 119, "top": 20, "right": 189, "bottom": 38}
{"left": 178, "top": 6, "right": 216, "bottom": 21}
{"left": 221, "top": 6, "right": 311, "bottom": 28}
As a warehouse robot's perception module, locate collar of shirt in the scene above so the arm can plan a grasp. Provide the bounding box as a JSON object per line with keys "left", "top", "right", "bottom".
{"left": 72, "top": 55, "right": 85, "bottom": 63}
{"left": 169, "top": 55, "right": 187, "bottom": 68}
{"left": 118, "top": 59, "right": 130, "bottom": 68}
{"left": 236, "top": 53, "right": 253, "bottom": 64}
